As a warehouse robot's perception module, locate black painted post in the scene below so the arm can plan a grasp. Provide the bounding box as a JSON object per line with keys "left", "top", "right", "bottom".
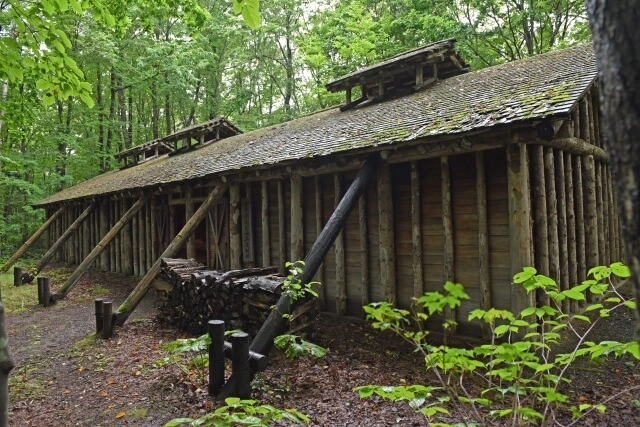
{"left": 208, "top": 320, "right": 225, "bottom": 396}
{"left": 95, "top": 299, "right": 104, "bottom": 335}
{"left": 37, "top": 277, "right": 45, "bottom": 305}
{"left": 13, "top": 267, "right": 22, "bottom": 287}
{"left": 231, "top": 332, "right": 250, "bottom": 398}
{"left": 41, "top": 277, "right": 51, "bottom": 307}
{"left": 102, "top": 301, "right": 113, "bottom": 339}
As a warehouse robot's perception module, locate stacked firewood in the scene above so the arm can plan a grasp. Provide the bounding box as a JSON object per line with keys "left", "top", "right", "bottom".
{"left": 156, "top": 258, "right": 318, "bottom": 337}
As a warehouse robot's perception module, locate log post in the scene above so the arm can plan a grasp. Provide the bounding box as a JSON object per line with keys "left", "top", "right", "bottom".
{"left": 54, "top": 195, "right": 150, "bottom": 300}
{"left": 532, "top": 146, "right": 549, "bottom": 307}
{"left": 564, "top": 153, "right": 578, "bottom": 306}
{"left": 573, "top": 155, "right": 586, "bottom": 313}
{"left": 208, "top": 320, "right": 225, "bottom": 396}
{"left": 476, "top": 152, "right": 491, "bottom": 329}
{"left": 261, "top": 181, "right": 270, "bottom": 266}
{"left": 231, "top": 332, "right": 250, "bottom": 399}
{"left": 555, "top": 150, "right": 570, "bottom": 312}
{"left": 250, "top": 154, "right": 380, "bottom": 355}
{"left": 138, "top": 207, "right": 146, "bottom": 274}
{"left": 123, "top": 199, "right": 133, "bottom": 275}
{"left": 315, "top": 176, "right": 325, "bottom": 306}
{"left": 82, "top": 205, "right": 91, "bottom": 264}
{"left": 95, "top": 299, "right": 104, "bottom": 334}
{"left": 595, "top": 163, "right": 606, "bottom": 269}
{"left": 378, "top": 162, "right": 396, "bottom": 305}
{"left": 277, "top": 180, "right": 286, "bottom": 274}
{"left": 132, "top": 209, "right": 140, "bottom": 277}
{"left": 113, "top": 183, "right": 229, "bottom": 327}
{"left": 290, "top": 175, "right": 304, "bottom": 263}
{"left": 229, "top": 183, "right": 241, "bottom": 269}
{"left": 41, "top": 277, "right": 51, "bottom": 307}
{"left": 102, "top": 301, "right": 113, "bottom": 339}
{"left": 145, "top": 202, "right": 152, "bottom": 271}
{"left": 507, "top": 143, "right": 534, "bottom": 316}
{"left": 29, "top": 201, "right": 100, "bottom": 281}
{"left": 13, "top": 267, "right": 23, "bottom": 287}
{"left": 0, "top": 302, "right": 15, "bottom": 427}
{"left": 37, "top": 277, "right": 45, "bottom": 305}
{"left": 186, "top": 188, "right": 196, "bottom": 260}
{"left": 544, "top": 148, "right": 560, "bottom": 300}
{"left": 0, "top": 206, "right": 65, "bottom": 273}
{"left": 582, "top": 155, "right": 599, "bottom": 295}
{"left": 99, "top": 203, "right": 109, "bottom": 271}
{"left": 441, "top": 156, "right": 455, "bottom": 324}
{"left": 150, "top": 197, "right": 158, "bottom": 263}
{"left": 410, "top": 161, "right": 424, "bottom": 299}
{"left": 114, "top": 201, "right": 121, "bottom": 272}
{"left": 334, "top": 173, "right": 346, "bottom": 315}
{"left": 359, "top": 192, "right": 369, "bottom": 309}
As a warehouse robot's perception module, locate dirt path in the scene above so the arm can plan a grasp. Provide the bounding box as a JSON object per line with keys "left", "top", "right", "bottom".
{"left": 5, "top": 266, "right": 640, "bottom": 426}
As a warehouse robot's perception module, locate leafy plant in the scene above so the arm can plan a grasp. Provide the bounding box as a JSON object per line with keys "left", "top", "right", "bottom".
{"left": 164, "top": 397, "right": 309, "bottom": 426}
{"left": 273, "top": 334, "right": 326, "bottom": 360}
{"left": 356, "top": 263, "right": 639, "bottom": 426}
{"left": 157, "top": 334, "right": 211, "bottom": 385}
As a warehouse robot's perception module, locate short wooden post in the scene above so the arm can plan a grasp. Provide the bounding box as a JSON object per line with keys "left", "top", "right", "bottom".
{"left": 208, "top": 320, "right": 225, "bottom": 396}
{"left": 41, "top": 277, "right": 51, "bottom": 307}
{"left": 102, "top": 301, "right": 113, "bottom": 339}
{"left": 37, "top": 277, "right": 45, "bottom": 305}
{"left": 13, "top": 268, "right": 22, "bottom": 287}
{"left": 231, "top": 332, "right": 250, "bottom": 398}
{"left": 95, "top": 299, "right": 104, "bottom": 335}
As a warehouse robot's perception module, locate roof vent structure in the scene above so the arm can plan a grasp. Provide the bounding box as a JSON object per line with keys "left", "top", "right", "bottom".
{"left": 116, "top": 117, "right": 242, "bottom": 168}
{"left": 326, "top": 38, "right": 468, "bottom": 111}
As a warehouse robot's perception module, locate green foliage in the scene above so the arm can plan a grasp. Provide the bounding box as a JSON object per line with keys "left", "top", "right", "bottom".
{"left": 273, "top": 334, "right": 326, "bottom": 360}
{"left": 157, "top": 334, "right": 210, "bottom": 383}
{"left": 358, "top": 263, "right": 638, "bottom": 426}
{"left": 164, "top": 396, "right": 309, "bottom": 426}
{"left": 281, "top": 260, "right": 319, "bottom": 302}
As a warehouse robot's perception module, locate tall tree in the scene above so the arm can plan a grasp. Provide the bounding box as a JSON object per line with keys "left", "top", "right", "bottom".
{"left": 586, "top": 0, "right": 640, "bottom": 339}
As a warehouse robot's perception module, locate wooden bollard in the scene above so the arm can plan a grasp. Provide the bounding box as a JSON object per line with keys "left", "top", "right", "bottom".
{"left": 13, "top": 267, "right": 23, "bottom": 287}
{"left": 95, "top": 299, "right": 104, "bottom": 334}
{"left": 40, "top": 277, "right": 51, "bottom": 307}
{"left": 208, "top": 320, "right": 225, "bottom": 396}
{"left": 231, "top": 332, "right": 250, "bottom": 399}
{"left": 37, "top": 277, "right": 45, "bottom": 305}
{"left": 102, "top": 301, "right": 113, "bottom": 339}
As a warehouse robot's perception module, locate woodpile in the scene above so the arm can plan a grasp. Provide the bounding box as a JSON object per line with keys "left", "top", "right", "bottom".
{"left": 157, "top": 258, "right": 318, "bottom": 337}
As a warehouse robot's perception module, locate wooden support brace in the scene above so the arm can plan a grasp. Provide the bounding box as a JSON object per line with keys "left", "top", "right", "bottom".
{"left": 1, "top": 206, "right": 65, "bottom": 274}
{"left": 410, "top": 161, "right": 423, "bottom": 298}
{"left": 54, "top": 195, "right": 149, "bottom": 300}
{"left": 113, "top": 183, "right": 228, "bottom": 327}
{"left": 230, "top": 183, "right": 241, "bottom": 269}
{"left": 476, "top": 151, "right": 491, "bottom": 337}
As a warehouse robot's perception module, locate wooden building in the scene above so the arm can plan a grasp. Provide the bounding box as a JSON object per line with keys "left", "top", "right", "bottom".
{"left": 19, "top": 39, "right": 619, "bottom": 337}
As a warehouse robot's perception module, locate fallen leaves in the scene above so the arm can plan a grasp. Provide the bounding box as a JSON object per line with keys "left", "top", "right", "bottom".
{"left": 115, "top": 411, "right": 126, "bottom": 419}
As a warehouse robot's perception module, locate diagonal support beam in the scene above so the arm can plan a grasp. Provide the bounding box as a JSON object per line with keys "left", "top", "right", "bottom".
{"left": 113, "top": 182, "right": 229, "bottom": 327}
{"left": 54, "top": 195, "right": 149, "bottom": 300}
{"left": 249, "top": 153, "right": 381, "bottom": 355}
{"left": 24, "top": 201, "right": 100, "bottom": 282}
{"left": 0, "top": 206, "right": 65, "bottom": 274}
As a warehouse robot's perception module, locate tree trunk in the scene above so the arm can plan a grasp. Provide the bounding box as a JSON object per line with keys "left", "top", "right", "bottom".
{"left": 586, "top": 1, "right": 640, "bottom": 339}
{"left": 0, "top": 302, "right": 14, "bottom": 427}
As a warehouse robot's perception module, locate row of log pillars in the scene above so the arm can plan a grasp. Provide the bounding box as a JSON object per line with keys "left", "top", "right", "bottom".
{"left": 530, "top": 142, "right": 622, "bottom": 311}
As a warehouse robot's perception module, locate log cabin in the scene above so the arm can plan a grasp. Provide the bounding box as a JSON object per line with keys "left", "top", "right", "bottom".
{"left": 11, "top": 39, "right": 620, "bottom": 338}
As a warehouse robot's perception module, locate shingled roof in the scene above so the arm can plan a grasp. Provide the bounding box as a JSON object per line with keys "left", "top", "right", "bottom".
{"left": 35, "top": 44, "right": 597, "bottom": 207}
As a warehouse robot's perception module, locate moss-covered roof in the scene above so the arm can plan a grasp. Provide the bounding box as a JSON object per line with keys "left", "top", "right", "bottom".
{"left": 35, "top": 44, "right": 596, "bottom": 207}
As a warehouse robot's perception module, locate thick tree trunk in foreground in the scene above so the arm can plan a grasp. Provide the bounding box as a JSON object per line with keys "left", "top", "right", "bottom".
{"left": 249, "top": 154, "right": 381, "bottom": 355}
{"left": 0, "top": 302, "right": 14, "bottom": 427}
{"left": 586, "top": 1, "right": 640, "bottom": 339}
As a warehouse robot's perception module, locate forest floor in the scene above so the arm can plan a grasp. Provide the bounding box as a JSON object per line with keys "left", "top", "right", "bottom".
{"left": 4, "top": 265, "right": 640, "bottom": 426}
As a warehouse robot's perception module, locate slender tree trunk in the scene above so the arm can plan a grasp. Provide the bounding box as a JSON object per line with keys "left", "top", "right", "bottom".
{"left": 587, "top": 0, "right": 640, "bottom": 339}
{"left": 97, "top": 65, "right": 106, "bottom": 171}
{"left": 105, "top": 69, "right": 117, "bottom": 169}
{"left": 0, "top": 302, "right": 14, "bottom": 427}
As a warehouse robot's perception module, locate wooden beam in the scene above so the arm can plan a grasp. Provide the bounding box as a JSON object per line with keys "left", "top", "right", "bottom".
{"left": 531, "top": 146, "right": 549, "bottom": 289}
{"left": 114, "top": 183, "right": 229, "bottom": 326}
{"left": 378, "top": 162, "right": 396, "bottom": 305}
{"left": 358, "top": 192, "right": 369, "bottom": 309}
{"left": 1, "top": 206, "right": 65, "bottom": 273}
{"left": 602, "top": 165, "right": 611, "bottom": 267}
{"left": 82, "top": 206, "right": 91, "bottom": 266}
{"left": 99, "top": 203, "right": 109, "bottom": 271}
{"left": 555, "top": 150, "right": 570, "bottom": 312}
{"left": 138, "top": 207, "right": 146, "bottom": 275}
{"left": 573, "top": 155, "right": 586, "bottom": 312}
{"left": 123, "top": 199, "right": 133, "bottom": 275}
{"left": 533, "top": 137, "right": 607, "bottom": 162}
{"left": 150, "top": 196, "right": 158, "bottom": 264}
{"left": 261, "top": 181, "right": 270, "bottom": 266}
{"left": 54, "top": 195, "right": 150, "bottom": 299}
{"left": 410, "top": 161, "right": 424, "bottom": 298}
{"left": 441, "top": 156, "right": 455, "bottom": 325}
{"left": 475, "top": 152, "right": 491, "bottom": 319}
{"left": 582, "top": 155, "right": 599, "bottom": 276}
{"left": 334, "top": 173, "right": 346, "bottom": 315}
{"left": 186, "top": 188, "right": 196, "bottom": 259}
{"left": 114, "top": 201, "right": 121, "bottom": 272}
{"left": 564, "top": 153, "right": 578, "bottom": 299}
{"left": 595, "top": 163, "right": 606, "bottom": 268}
{"left": 507, "top": 143, "right": 534, "bottom": 315}
{"left": 249, "top": 154, "right": 380, "bottom": 356}
{"left": 132, "top": 206, "right": 139, "bottom": 277}
{"left": 277, "top": 179, "right": 286, "bottom": 274}
{"left": 229, "top": 183, "right": 241, "bottom": 269}
{"left": 30, "top": 202, "right": 100, "bottom": 279}
{"left": 544, "top": 148, "right": 560, "bottom": 300}
{"left": 315, "top": 176, "right": 326, "bottom": 307}
{"left": 579, "top": 97, "right": 590, "bottom": 144}
{"left": 290, "top": 175, "right": 304, "bottom": 263}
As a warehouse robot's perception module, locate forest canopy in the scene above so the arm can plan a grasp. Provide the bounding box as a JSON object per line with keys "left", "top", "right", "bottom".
{"left": 0, "top": 0, "right": 591, "bottom": 257}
